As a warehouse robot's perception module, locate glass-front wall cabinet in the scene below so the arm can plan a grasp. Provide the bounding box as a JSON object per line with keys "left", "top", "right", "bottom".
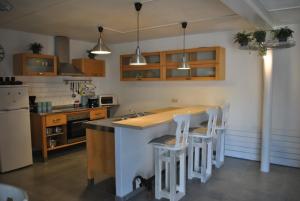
{"left": 120, "top": 52, "right": 163, "bottom": 81}
{"left": 13, "top": 53, "right": 57, "bottom": 76}
{"left": 120, "top": 47, "right": 225, "bottom": 81}
{"left": 165, "top": 47, "right": 224, "bottom": 80}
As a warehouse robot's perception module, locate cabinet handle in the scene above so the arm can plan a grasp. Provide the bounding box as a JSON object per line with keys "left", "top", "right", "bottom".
{"left": 39, "top": 72, "right": 44, "bottom": 75}
{"left": 52, "top": 119, "right": 61, "bottom": 123}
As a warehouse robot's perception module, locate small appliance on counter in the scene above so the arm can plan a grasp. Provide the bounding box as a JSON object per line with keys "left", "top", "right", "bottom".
{"left": 88, "top": 96, "right": 99, "bottom": 108}
{"left": 99, "top": 94, "right": 118, "bottom": 106}
{"left": 0, "top": 77, "right": 22, "bottom": 85}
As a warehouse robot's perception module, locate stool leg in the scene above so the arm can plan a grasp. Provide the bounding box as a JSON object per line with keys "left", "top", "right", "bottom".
{"left": 169, "top": 151, "right": 176, "bottom": 201}
{"left": 179, "top": 151, "right": 186, "bottom": 194}
{"left": 194, "top": 144, "right": 200, "bottom": 172}
{"left": 188, "top": 137, "right": 194, "bottom": 180}
{"left": 200, "top": 140, "right": 207, "bottom": 183}
{"left": 155, "top": 148, "right": 162, "bottom": 199}
{"left": 206, "top": 140, "right": 212, "bottom": 179}
{"left": 165, "top": 161, "right": 169, "bottom": 190}
{"left": 220, "top": 130, "right": 225, "bottom": 166}
{"left": 215, "top": 131, "right": 222, "bottom": 168}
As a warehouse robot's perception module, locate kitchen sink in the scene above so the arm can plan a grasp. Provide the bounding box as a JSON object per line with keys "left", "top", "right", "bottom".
{"left": 114, "top": 112, "right": 152, "bottom": 121}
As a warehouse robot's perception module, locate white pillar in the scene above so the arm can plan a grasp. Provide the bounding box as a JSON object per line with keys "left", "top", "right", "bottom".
{"left": 261, "top": 50, "right": 273, "bottom": 172}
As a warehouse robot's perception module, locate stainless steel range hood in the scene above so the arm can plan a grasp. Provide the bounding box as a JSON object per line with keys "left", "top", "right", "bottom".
{"left": 54, "top": 36, "right": 83, "bottom": 76}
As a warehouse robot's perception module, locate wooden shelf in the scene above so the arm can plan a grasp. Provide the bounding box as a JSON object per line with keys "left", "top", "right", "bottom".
{"left": 46, "top": 132, "right": 64, "bottom": 137}
{"left": 47, "top": 140, "right": 86, "bottom": 151}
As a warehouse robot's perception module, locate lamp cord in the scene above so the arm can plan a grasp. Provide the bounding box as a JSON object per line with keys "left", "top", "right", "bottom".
{"left": 137, "top": 11, "right": 140, "bottom": 47}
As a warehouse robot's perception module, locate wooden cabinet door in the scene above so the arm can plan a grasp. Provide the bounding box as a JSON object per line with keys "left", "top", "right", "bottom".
{"left": 13, "top": 53, "right": 57, "bottom": 76}
{"left": 45, "top": 114, "right": 67, "bottom": 127}
{"left": 90, "top": 108, "right": 107, "bottom": 120}
{"left": 72, "top": 58, "right": 105, "bottom": 76}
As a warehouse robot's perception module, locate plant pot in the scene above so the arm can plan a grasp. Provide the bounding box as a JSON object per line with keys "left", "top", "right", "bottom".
{"left": 278, "top": 36, "right": 288, "bottom": 42}
{"left": 32, "top": 50, "right": 41, "bottom": 54}
{"left": 239, "top": 41, "right": 249, "bottom": 47}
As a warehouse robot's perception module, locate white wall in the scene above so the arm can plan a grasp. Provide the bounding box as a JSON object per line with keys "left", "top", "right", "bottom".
{"left": 0, "top": 28, "right": 112, "bottom": 105}
{"left": 1, "top": 24, "right": 300, "bottom": 168}
{"left": 108, "top": 24, "right": 300, "bottom": 167}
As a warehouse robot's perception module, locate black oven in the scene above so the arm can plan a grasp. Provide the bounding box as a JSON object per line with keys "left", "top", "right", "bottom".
{"left": 67, "top": 112, "right": 90, "bottom": 143}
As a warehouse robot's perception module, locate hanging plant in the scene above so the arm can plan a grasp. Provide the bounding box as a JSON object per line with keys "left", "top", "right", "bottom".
{"left": 272, "top": 27, "right": 294, "bottom": 42}
{"left": 253, "top": 30, "right": 266, "bottom": 43}
{"left": 234, "top": 31, "right": 252, "bottom": 47}
{"left": 87, "top": 50, "right": 96, "bottom": 59}
{"left": 29, "top": 42, "right": 43, "bottom": 54}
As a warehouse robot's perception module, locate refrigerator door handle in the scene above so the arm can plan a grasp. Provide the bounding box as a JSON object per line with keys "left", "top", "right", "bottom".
{"left": 0, "top": 107, "right": 29, "bottom": 112}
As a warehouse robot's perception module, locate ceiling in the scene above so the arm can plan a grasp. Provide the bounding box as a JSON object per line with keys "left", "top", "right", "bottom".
{"left": 0, "top": 0, "right": 299, "bottom": 44}
{"left": 259, "top": 0, "right": 300, "bottom": 25}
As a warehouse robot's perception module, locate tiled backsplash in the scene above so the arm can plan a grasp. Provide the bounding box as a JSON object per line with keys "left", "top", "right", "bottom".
{"left": 18, "top": 77, "right": 80, "bottom": 106}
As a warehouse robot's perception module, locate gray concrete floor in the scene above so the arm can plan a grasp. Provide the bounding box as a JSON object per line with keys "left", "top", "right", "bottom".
{"left": 0, "top": 147, "right": 299, "bottom": 201}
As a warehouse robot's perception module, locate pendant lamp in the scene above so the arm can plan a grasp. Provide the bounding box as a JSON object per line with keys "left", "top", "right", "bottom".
{"left": 91, "top": 26, "right": 111, "bottom": 54}
{"left": 130, "top": 2, "right": 147, "bottom": 65}
{"left": 178, "top": 22, "right": 190, "bottom": 70}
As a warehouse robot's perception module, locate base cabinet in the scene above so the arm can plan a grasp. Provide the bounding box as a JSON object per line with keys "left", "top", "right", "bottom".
{"left": 30, "top": 108, "right": 107, "bottom": 161}
{"left": 86, "top": 128, "right": 115, "bottom": 184}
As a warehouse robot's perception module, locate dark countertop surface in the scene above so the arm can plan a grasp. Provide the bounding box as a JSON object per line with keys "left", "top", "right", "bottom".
{"left": 84, "top": 117, "right": 118, "bottom": 132}
{"left": 31, "top": 105, "right": 117, "bottom": 116}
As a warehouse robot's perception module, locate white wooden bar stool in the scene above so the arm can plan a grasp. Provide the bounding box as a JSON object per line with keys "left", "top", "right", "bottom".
{"left": 188, "top": 108, "right": 218, "bottom": 183}
{"left": 214, "top": 103, "right": 230, "bottom": 168}
{"left": 149, "top": 114, "right": 191, "bottom": 201}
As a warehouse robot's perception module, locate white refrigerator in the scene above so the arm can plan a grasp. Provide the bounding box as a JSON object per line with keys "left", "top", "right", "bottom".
{"left": 0, "top": 85, "right": 33, "bottom": 173}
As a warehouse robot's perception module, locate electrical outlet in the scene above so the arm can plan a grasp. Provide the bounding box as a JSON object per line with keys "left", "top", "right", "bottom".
{"left": 171, "top": 98, "right": 178, "bottom": 103}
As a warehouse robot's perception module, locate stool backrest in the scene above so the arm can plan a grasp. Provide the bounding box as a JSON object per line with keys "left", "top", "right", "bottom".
{"left": 220, "top": 103, "right": 230, "bottom": 129}
{"left": 206, "top": 108, "right": 218, "bottom": 137}
{"left": 173, "top": 114, "right": 191, "bottom": 148}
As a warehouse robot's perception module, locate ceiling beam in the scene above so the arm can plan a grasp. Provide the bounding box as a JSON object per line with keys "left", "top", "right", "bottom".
{"left": 220, "top": 0, "right": 274, "bottom": 29}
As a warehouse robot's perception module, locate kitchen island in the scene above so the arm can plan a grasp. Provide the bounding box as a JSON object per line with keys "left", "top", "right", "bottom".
{"left": 84, "top": 105, "right": 211, "bottom": 199}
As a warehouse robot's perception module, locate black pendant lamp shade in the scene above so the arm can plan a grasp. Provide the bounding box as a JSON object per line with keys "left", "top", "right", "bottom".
{"left": 130, "top": 2, "right": 147, "bottom": 65}
{"left": 178, "top": 22, "right": 190, "bottom": 70}
{"left": 91, "top": 26, "right": 111, "bottom": 54}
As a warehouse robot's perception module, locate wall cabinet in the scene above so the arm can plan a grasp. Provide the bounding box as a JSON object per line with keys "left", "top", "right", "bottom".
{"left": 120, "top": 47, "right": 225, "bottom": 81}
{"left": 72, "top": 58, "right": 105, "bottom": 77}
{"left": 120, "top": 52, "right": 164, "bottom": 81}
{"left": 13, "top": 53, "right": 57, "bottom": 76}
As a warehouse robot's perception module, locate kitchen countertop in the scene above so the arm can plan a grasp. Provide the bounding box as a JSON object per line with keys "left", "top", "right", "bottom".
{"left": 112, "top": 105, "right": 212, "bottom": 129}
{"left": 31, "top": 105, "right": 115, "bottom": 116}
{"left": 84, "top": 117, "right": 117, "bottom": 131}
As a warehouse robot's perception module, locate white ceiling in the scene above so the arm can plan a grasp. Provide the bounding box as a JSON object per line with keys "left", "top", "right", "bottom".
{"left": 0, "top": 0, "right": 299, "bottom": 43}
{"left": 259, "top": 0, "right": 300, "bottom": 25}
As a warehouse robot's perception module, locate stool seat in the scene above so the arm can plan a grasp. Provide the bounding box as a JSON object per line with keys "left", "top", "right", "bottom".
{"left": 190, "top": 127, "right": 209, "bottom": 137}
{"left": 150, "top": 135, "right": 187, "bottom": 150}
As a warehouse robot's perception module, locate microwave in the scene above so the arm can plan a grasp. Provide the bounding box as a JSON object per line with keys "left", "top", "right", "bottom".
{"left": 99, "top": 95, "right": 118, "bottom": 106}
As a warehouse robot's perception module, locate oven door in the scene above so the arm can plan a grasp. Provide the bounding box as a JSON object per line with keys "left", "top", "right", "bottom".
{"left": 67, "top": 118, "right": 89, "bottom": 143}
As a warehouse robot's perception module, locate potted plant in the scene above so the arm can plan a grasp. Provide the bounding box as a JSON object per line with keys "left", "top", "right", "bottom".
{"left": 29, "top": 42, "right": 43, "bottom": 54}
{"left": 87, "top": 50, "right": 96, "bottom": 59}
{"left": 272, "top": 27, "right": 294, "bottom": 42}
{"left": 234, "top": 31, "right": 252, "bottom": 47}
{"left": 253, "top": 30, "right": 266, "bottom": 43}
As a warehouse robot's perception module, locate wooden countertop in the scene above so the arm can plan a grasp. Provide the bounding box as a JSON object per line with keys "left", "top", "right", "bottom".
{"left": 112, "top": 105, "right": 213, "bottom": 129}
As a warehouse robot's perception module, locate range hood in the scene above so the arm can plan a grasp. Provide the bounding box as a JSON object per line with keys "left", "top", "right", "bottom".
{"left": 54, "top": 36, "right": 83, "bottom": 76}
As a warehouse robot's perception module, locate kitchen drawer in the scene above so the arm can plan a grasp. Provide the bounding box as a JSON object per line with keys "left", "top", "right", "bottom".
{"left": 46, "top": 114, "right": 67, "bottom": 127}
{"left": 90, "top": 109, "right": 107, "bottom": 120}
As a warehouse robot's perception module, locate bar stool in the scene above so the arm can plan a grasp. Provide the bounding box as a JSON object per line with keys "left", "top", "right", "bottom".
{"left": 188, "top": 108, "right": 218, "bottom": 183}
{"left": 214, "top": 103, "right": 230, "bottom": 168}
{"left": 149, "top": 114, "right": 191, "bottom": 201}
